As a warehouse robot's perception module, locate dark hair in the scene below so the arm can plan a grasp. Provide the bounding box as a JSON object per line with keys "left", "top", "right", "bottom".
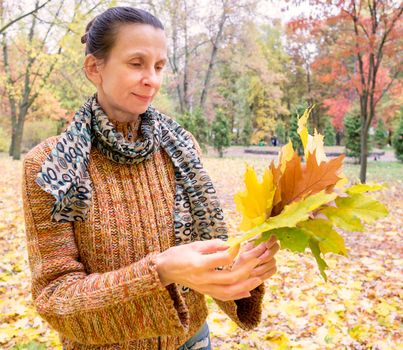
{"left": 81, "top": 7, "right": 164, "bottom": 60}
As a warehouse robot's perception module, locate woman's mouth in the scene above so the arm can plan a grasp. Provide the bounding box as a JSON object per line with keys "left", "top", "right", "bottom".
{"left": 132, "top": 93, "right": 152, "bottom": 102}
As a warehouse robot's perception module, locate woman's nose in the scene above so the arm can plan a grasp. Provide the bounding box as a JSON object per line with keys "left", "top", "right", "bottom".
{"left": 142, "top": 69, "right": 160, "bottom": 87}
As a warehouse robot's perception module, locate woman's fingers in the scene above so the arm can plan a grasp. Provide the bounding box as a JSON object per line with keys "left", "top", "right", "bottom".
{"left": 259, "top": 265, "right": 277, "bottom": 280}
{"left": 232, "top": 291, "right": 251, "bottom": 300}
{"left": 192, "top": 239, "right": 230, "bottom": 253}
{"left": 236, "top": 241, "right": 267, "bottom": 263}
{"left": 200, "top": 257, "right": 261, "bottom": 285}
{"left": 258, "top": 242, "right": 280, "bottom": 261}
{"left": 265, "top": 236, "right": 279, "bottom": 249}
{"left": 196, "top": 243, "right": 240, "bottom": 270}
{"left": 204, "top": 276, "right": 263, "bottom": 301}
{"left": 250, "top": 257, "right": 276, "bottom": 277}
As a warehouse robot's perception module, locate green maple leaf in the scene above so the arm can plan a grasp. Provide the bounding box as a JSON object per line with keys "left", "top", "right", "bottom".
{"left": 309, "top": 239, "right": 329, "bottom": 282}
{"left": 334, "top": 193, "right": 388, "bottom": 224}
{"left": 254, "top": 227, "right": 310, "bottom": 253}
{"left": 254, "top": 218, "right": 346, "bottom": 281}
{"left": 229, "top": 190, "right": 337, "bottom": 247}
{"left": 297, "top": 219, "right": 347, "bottom": 256}
{"left": 320, "top": 206, "right": 364, "bottom": 232}
{"left": 346, "top": 182, "right": 386, "bottom": 194}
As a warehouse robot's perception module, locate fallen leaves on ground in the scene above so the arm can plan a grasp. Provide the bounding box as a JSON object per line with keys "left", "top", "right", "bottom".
{"left": 0, "top": 154, "right": 401, "bottom": 349}
{"left": 205, "top": 157, "right": 402, "bottom": 350}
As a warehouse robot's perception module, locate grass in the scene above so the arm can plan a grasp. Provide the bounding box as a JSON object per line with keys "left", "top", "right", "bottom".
{"left": 203, "top": 154, "right": 402, "bottom": 183}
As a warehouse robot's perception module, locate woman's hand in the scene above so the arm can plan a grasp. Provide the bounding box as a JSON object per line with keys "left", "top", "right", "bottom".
{"left": 155, "top": 239, "right": 264, "bottom": 301}
{"left": 231, "top": 235, "right": 279, "bottom": 281}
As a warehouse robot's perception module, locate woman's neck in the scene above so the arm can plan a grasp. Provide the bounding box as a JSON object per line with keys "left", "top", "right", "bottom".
{"left": 110, "top": 118, "right": 141, "bottom": 142}
{"left": 95, "top": 92, "right": 141, "bottom": 142}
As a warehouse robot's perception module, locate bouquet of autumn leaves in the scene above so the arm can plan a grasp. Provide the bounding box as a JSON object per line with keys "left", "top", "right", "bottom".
{"left": 229, "top": 107, "right": 388, "bottom": 281}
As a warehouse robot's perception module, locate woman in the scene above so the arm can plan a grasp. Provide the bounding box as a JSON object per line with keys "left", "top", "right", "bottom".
{"left": 21, "top": 6, "right": 279, "bottom": 350}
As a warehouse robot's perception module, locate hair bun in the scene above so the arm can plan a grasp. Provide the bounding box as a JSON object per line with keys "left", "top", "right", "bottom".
{"left": 81, "top": 33, "right": 87, "bottom": 44}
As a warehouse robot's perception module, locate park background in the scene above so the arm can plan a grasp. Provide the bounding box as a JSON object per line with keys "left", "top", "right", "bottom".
{"left": 0, "top": 0, "right": 402, "bottom": 349}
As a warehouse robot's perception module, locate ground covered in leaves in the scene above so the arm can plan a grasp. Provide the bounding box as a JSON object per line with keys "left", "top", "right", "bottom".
{"left": 0, "top": 153, "right": 401, "bottom": 349}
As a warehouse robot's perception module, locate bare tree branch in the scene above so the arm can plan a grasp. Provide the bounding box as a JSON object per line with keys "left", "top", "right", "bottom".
{"left": 0, "top": 0, "right": 51, "bottom": 35}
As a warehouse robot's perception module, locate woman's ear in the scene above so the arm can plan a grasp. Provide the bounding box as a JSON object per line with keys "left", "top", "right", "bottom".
{"left": 83, "top": 54, "right": 102, "bottom": 86}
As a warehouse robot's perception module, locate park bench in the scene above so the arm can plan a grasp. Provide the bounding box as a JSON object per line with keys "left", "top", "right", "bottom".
{"left": 244, "top": 149, "right": 386, "bottom": 160}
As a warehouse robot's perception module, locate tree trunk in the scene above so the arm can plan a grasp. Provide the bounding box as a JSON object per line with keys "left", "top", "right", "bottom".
{"left": 359, "top": 125, "right": 368, "bottom": 183}
{"left": 199, "top": 10, "right": 226, "bottom": 109}
{"left": 183, "top": 1, "right": 190, "bottom": 112}
{"left": 11, "top": 120, "right": 24, "bottom": 160}
{"left": 8, "top": 129, "right": 15, "bottom": 156}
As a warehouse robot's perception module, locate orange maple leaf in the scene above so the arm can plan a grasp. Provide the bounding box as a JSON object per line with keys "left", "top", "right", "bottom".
{"left": 292, "top": 150, "right": 345, "bottom": 203}
{"left": 279, "top": 151, "right": 303, "bottom": 207}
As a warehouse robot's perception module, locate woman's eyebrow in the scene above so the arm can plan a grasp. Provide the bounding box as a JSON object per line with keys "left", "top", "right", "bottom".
{"left": 127, "top": 51, "right": 167, "bottom": 63}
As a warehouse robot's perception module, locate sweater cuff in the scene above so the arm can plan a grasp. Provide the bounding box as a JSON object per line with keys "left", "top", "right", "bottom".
{"left": 213, "top": 283, "right": 265, "bottom": 330}
{"left": 128, "top": 252, "right": 190, "bottom": 333}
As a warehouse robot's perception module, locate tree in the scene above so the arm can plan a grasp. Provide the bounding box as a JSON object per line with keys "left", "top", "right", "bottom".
{"left": 176, "top": 108, "right": 210, "bottom": 151}
{"left": 275, "top": 120, "right": 286, "bottom": 145}
{"left": 2, "top": 0, "right": 64, "bottom": 160}
{"left": 245, "top": 22, "right": 288, "bottom": 144}
{"left": 374, "top": 118, "right": 388, "bottom": 148}
{"left": 286, "top": 0, "right": 402, "bottom": 182}
{"left": 211, "top": 109, "right": 231, "bottom": 157}
{"left": 1, "top": 0, "right": 103, "bottom": 159}
{"left": 146, "top": 0, "right": 256, "bottom": 114}
{"left": 392, "top": 116, "right": 403, "bottom": 162}
{"left": 288, "top": 105, "right": 305, "bottom": 156}
{"left": 0, "top": 0, "right": 51, "bottom": 35}
{"left": 240, "top": 116, "right": 253, "bottom": 146}
{"left": 324, "top": 118, "right": 336, "bottom": 146}
{"left": 344, "top": 112, "right": 372, "bottom": 161}
{"left": 213, "top": 20, "right": 288, "bottom": 146}
{"left": 285, "top": 17, "right": 324, "bottom": 130}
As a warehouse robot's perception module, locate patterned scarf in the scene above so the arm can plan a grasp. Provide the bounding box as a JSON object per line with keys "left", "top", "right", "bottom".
{"left": 35, "top": 94, "right": 228, "bottom": 291}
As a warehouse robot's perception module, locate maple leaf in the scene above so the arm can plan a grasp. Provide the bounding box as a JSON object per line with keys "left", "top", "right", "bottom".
{"left": 232, "top": 105, "right": 389, "bottom": 281}
{"left": 346, "top": 182, "right": 386, "bottom": 194}
{"left": 320, "top": 190, "right": 388, "bottom": 232}
{"left": 255, "top": 227, "right": 310, "bottom": 253}
{"left": 278, "top": 140, "right": 294, "bottom": 173}
{"left": 309, "top": 239, "right": 329, "bottom": 281}
{"left": 234, "top": 165, "right": 275, "bottom": 231}
{"left": 332, "top": 193, "right": 388, "bottom": 224}
{"left": 296, "top": 150, "right": 345, "bottom": 200}
{"left": 320, "top": 205, "right": 364, "bottom": 232}
{"left": 297, "top": 105, "right": 328, "bottom": 165}
{"left": 297, "top": 219, "right": 347, "bottom": 256}
{"left": 280, "top": 149, "right": 344, "bottom": 206}
{"left": 269, "top": 160, "right": 283, "bottom": 214}
{"left": 279, "top": 151, "right": 303, "bottom": 206}
{"left": 229, "top": 190, "right": 337, "bottom": 248}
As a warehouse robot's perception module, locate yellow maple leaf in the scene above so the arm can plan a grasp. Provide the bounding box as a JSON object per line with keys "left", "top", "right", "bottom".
{"left": 278, "top": 140, "right": 294, "bottom": 172}
{"left": 335, "top": 172, "right": 349, "bottom": 190}
{"left": 297, "top": 106, "right": 328, "bottom": 165}
{"left": 297, "top": 107, "right": 311, "bottom": 150}
{"left": 234, "top": 164, "right": 275, "bottom": 231}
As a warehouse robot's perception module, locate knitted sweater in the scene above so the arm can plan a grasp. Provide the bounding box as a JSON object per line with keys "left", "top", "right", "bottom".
{"left": 21, "top": 133, "right": 265, "bottom": 350}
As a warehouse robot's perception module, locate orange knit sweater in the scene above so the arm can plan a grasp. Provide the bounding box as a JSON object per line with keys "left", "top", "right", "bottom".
{"left": 21, "top": 134, "right": 265, "bottom": 350}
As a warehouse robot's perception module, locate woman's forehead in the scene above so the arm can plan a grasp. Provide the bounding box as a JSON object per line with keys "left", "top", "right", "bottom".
{"left": 112, "top": 23, "right": 167, "bottom": 58}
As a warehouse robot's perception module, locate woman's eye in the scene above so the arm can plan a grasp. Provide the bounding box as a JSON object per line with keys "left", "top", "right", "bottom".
{"left": 130, "top": 63, "right": 141, "bottom": 67}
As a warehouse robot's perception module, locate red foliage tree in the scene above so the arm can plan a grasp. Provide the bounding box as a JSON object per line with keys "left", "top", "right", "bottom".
{"left": 286, "top": 0, "right": 402, "bottom": 182}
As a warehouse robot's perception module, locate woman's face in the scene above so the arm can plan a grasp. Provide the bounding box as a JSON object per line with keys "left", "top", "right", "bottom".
{"left": 92, "top": 23, "right": 168, "bottom": 120}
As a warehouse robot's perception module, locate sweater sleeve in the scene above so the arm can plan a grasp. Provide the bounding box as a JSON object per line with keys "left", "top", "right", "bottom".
{"left": 186, "top": 133, "right": 266, "bottom": 329}
{"left": 21, "top": 144, "right": 190, "bottom": 345}
{"left": 212, "top": 283, "right": 265, "bottom": 330}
